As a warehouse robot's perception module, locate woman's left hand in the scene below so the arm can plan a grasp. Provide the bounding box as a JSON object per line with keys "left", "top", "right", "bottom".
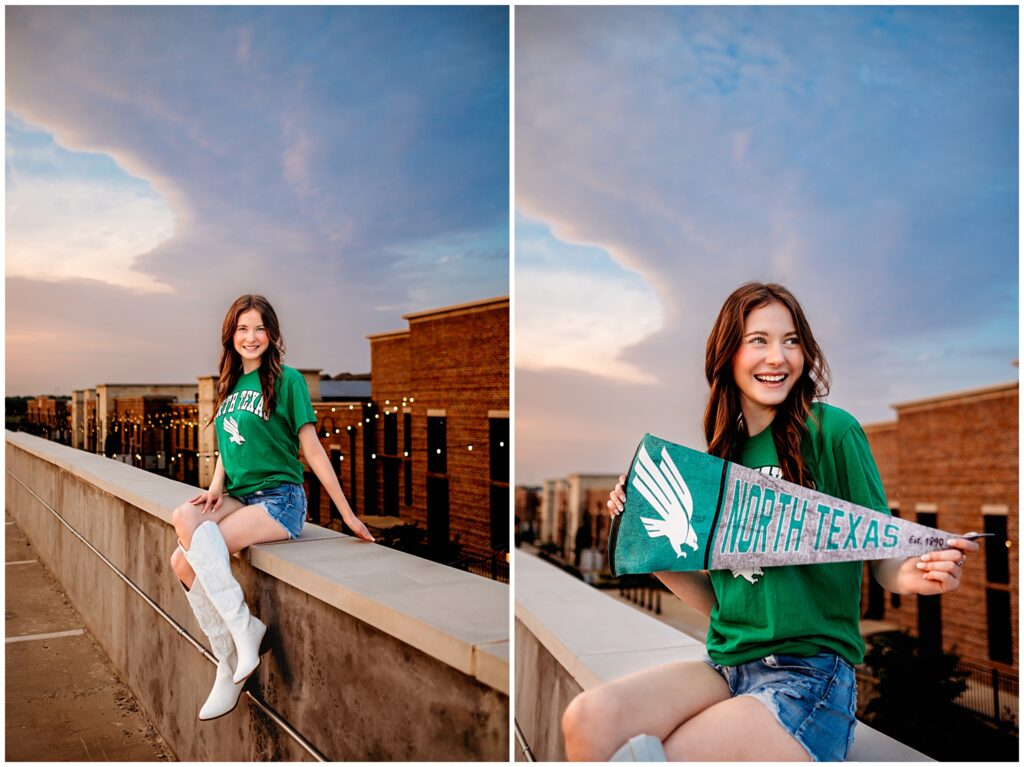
{"left": 344, "top": 513, "right": 375, "bottom": 543}
{"left": 897, "top": 534, "right": 981, "bottom": 596}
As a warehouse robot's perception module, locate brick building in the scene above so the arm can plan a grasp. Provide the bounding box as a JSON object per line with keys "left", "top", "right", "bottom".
{"left": 537, "top": 474, "right": 619, "bottom": 566}
{"left": 168, "top": 403, "right": 200, "bottom": 486}
{"left": 73, "top": 384, "right": 197, "bottom": 458}
{"left": 110, "top": 396, "right": 177, "bottom": 472}
{"left": 364, "top": 296, "right": 509, "bottom": 564}
{"left": 862, "top": 382, "right": 1017, "bottom": 675}
{"left": 515, "top": 485, "right": 541, "bottom": 544}
{"left": 26, "top": 396, "right": 71, "bottom": 444}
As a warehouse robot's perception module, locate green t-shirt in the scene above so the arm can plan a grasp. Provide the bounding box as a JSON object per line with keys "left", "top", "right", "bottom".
{"left": 214, "top": 365, "right": 317, "bottom": 497}
{"left": 706, "top": 402, "right": 890, "bottom": 666}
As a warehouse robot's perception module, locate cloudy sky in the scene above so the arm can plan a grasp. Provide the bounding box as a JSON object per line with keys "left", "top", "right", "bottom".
{"left": 516, "top": 6, "right": 1017, "bottom": 483}
{"left": 7, "top": 6, "right": 508, "bottom": 396}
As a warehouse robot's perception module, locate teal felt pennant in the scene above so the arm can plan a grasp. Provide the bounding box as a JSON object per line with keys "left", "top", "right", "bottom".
{"left": 609, "top": 434, "right": 985, "bottom": 576}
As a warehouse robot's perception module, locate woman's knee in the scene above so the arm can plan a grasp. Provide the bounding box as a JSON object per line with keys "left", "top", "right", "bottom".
{"left": 563, "top": 688, "right": 619, "bottom": 756}
{"left": 169, "top": 546, "right": 191, "bottom": 580}
{"left": 171, "top": 502, "right": 200, "bottom": 540}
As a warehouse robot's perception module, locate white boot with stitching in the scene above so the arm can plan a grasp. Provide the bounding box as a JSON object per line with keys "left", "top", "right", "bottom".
{"left": 181, "top": 575, "right": 246, "bottom": 720}
{"left": 183, "top": 521, "right": 268, "bottom": 684}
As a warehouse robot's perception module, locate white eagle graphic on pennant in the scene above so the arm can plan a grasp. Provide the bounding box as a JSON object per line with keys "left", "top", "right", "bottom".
{"left": 631, "top": 444, "right": 699, "bottom": 558}
{"left": 223, "top": 416, "right": 245, "bottom": 445}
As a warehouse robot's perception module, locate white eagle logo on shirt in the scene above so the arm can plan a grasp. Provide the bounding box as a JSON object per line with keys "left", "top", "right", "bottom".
{"left": 631, "top": 444, "right": 699, "bottom": 558}
{"left": 223, "top": 417, "right": 245, "bottom": 445}
{"left": 731, "top": 567, "right": 764, "bottom": 585}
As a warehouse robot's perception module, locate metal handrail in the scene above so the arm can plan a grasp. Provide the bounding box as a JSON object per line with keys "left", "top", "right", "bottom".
{"left": 514, "top": 719, "right": 535, "bottom": 762}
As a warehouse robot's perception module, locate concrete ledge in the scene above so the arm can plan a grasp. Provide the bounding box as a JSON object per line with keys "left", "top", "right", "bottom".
{"left": 7, "top": 431, "right": 508, "bottom": 760}
{"left": 515, "top": 551, "right": 931, "bottom": 762}
{"left": 6, "top": 430, "right": 507, "bottom": 693}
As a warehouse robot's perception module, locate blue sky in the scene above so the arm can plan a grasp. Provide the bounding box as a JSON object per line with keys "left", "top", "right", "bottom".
{"left": 7, "top": 6, "right": 508, "bottom": 395}
{"left": 516, "top": 6, "right": 1018, "bottom": 483}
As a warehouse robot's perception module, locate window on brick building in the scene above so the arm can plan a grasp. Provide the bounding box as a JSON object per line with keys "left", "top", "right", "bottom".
{"left": 383, "top": 461, "right": 399, "bottom": 517}
{"left": 916, "top": 511, "right": 942, "bottom": 653}
{"left": 427, "top": 476, "right": 450, "bottom": 554}
{"left": 982, "top": 511, "right": 1013, "bottom": 664}
{"left": 426, "top": 416, "right": 449, "bottom": 555}
{"left": 363, "top": 408, "right": 378, "bottom": 515}
{"left": 490, "top": 485, "right": 508, "bottom": 550}
{"left": 489, "top": 418, "right": 509, "bottom": 483}
{"left": 304, "top": 471, "right": 319, "bottom": 526}
{"left": 427, "top": 416, "right": 446, "bottom": 474}
{"left": 984, "top": 514, "right": 1009, "bottom": 584}
{"left": 381, "top": 412, "right": 400, "bottom": 516}
{"left": 404, "top": 414, "right": 413, "bottom": 506}
{"left": 428, "top": 415, "right": 452, "bottom": 552}
{"left": 329, "top": 448, "right": 343, "bottom": 524}
{"left": 489, "top": 417, "right": 510, "bottom": 550}
{"left": 348, "top": 430, "right": 358, "bottom": 513}
{"left": 384, "top": 412, "right": 398, "bottom": 455}
{"left": 986, "top": 588, "right": 1014, "bottom": 664}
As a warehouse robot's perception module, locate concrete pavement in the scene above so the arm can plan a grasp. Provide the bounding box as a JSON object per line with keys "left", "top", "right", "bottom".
{"left": 5, "top": 512, "right": 175, "bottom": 761}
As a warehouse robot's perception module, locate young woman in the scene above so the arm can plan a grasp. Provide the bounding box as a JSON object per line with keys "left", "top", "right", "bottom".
{"left": 169, "top": 294, "right": 374, "bottom": 721}
{"left": 562, "top": 282, "right": 979, "bottom": 762}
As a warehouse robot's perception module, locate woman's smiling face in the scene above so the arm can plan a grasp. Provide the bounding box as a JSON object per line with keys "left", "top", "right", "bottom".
{"left": 731, "top": 300, "right": 805, "bottom": 430}
{"left": 233, "top": 308, "right": 269, "bottom": 369}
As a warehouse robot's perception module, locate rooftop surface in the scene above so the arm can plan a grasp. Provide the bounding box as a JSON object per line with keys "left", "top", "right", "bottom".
{"left": 5, "top": 513, "right": 174, "bottom": 761}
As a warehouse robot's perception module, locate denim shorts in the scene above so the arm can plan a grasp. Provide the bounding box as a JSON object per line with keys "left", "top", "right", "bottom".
{"left": 237, "top": 483, "right": 306, "bottom": 540}
{"left": 702, "top": 652, "right": 858, "bottom": 761}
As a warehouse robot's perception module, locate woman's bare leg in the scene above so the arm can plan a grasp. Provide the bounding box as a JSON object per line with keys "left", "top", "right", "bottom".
{"left": 169, "top": 497, "right": 244, "bottom": 588}
{"left": 215, "top": 504, "right": 291, "bottom": 553}
{"left": 664, "top": 695, "right": 810, "bottom": 761}
{"left": 170, "top": 500, "right": 292, "bottom": 588}
{"left": 562, "top": 660, "right": 730, "bottom": 761}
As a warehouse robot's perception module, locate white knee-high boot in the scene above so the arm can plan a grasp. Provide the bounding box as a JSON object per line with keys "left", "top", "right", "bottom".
{"left": 610, "top": 734, "right": 667, "bottom": 761}
{"left": 183, "top": 521, "right": 267, "bottom": 684}
{"left": 181, "top": 575, "right": 246, "bottom": 720}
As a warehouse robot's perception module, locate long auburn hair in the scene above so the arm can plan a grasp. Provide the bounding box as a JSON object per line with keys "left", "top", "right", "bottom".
{"left": 208, "top": 294, "right": 285, "bottom": 426}
{"left": 703, "top": 283, "right": 831, "bottom": 489}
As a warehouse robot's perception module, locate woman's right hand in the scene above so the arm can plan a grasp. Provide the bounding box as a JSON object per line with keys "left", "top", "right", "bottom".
{"left": 606, "top": 474, "right": 627, "bottom": 516}
{"left": 189, "top": 488, "right": 224, "bottom": 515}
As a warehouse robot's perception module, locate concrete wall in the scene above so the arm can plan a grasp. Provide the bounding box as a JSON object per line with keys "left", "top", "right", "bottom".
{"left": 515, "top": 551, "right": 931, "bottom": 762}
{"left": 6, "top": 431, "right": 508, "bottom": 761}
